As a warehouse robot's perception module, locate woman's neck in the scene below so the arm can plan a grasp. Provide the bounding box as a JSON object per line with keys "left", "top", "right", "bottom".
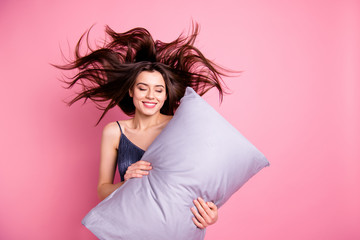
{"left": 131, "top": 112, "right": 167, "bottom": 131}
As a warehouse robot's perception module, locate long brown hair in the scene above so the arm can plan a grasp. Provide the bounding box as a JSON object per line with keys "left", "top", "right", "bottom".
{"left": 56, "top": 23, "right": 232, "bottom": 124}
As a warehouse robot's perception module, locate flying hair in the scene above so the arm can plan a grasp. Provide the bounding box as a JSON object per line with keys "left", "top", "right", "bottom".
{"left": 56, "top": 22, "right": 234, "bottom": 124}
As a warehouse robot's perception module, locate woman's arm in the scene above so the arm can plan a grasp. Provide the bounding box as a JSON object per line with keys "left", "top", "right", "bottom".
{"left": 97, "top": 122, "right": 152, "bottom": 201}
{"left": 97, "top": 122, "right": 123, "bottom": 201}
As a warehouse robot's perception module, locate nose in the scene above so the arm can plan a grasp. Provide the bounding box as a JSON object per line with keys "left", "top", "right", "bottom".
{"left": 146, "top": 89, "right": 155, "bottom": 99}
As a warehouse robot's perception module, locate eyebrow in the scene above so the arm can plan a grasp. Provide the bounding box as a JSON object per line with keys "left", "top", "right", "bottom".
{"left": 136, "top": 83, "right": 165, "bottom": 88}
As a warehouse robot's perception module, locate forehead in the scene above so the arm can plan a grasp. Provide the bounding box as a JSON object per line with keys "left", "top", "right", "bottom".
{"left": 135, "top": 71, "right": 165, "bottom": 86}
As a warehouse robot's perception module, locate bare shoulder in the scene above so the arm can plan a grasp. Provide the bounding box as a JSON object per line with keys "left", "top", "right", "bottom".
{"left": 102, "top": 121, "right": 121, "bottom": 139}
{"left": 116, "top": 119, "right": 134, "bottom": 131}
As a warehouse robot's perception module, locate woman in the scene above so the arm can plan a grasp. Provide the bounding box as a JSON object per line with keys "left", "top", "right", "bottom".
{"left": 58, "top": 23, "right": 230, "bottom": 229}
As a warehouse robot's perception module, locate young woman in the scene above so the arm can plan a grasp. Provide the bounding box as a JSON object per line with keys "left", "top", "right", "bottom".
{"left": 58, "top": 23, "right": 230, "bottom": 229}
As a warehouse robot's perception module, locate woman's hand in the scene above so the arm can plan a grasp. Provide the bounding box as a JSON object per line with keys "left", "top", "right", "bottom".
{"left": 124, "top": 160, "right": 152, "bottom": 181}
{"left": 191, "top": 197, "right": 218, "bottom": 229}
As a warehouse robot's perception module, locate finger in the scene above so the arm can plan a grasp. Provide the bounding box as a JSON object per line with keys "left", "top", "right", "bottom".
{"left": 140, "top": 165, "right": 152, "bottom": 170}
{"left": 137, "top": 160, "right": 151, "bottom": 165}
{"left": 126, "top": 169, "right": 149, "bottom": 177}
{"left": 132, "top": 162, "right": 152, "bottom": 170}
{"left": 192, "top": 217, "right": 205, "bottom": 229}
{"left": 198, "top": 197, "right": 215, "bottom": 220}
{"left": 124, "top": 173, "right": 143, "bottom": 181}
{"left": 197, "top": 197, "right": 212, "bottom": 215}
{"left": 196, "top": 198, "right": 218, "bottom": 225}
{"left": 134, "top": 169, "right": 150, "bottom": 175}
{"left": 207, "top": 201, "right": 218, "bottom": 210}
{"left": 191, "top": 207, "right": 207, "bottom": 228}
{"left": 193, "top": 200, "right": 211, "bottom": 224}
{"left": 124, "top": 170, "right": 149, "bottom": 181}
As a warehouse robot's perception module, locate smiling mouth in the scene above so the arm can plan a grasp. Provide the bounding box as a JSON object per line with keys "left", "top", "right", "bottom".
{"left": 143, "top": 102, "right": 157, "bottom": 108}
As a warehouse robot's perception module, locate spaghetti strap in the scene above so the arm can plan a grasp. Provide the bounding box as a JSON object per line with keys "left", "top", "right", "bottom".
{"left": 116, "top": 121, "right": 123, "bottom": 134}
{"left": 116, "top": 120, "right": 145, "bottom": 181}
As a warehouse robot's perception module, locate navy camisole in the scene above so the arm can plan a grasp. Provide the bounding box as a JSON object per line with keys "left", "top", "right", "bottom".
{"left": 116, "top": 121, "right": 145, "bottom": 182}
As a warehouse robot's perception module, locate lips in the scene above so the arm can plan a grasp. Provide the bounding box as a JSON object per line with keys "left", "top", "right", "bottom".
{"left": 143, "top": 101, "right": 157, "bottom": 108}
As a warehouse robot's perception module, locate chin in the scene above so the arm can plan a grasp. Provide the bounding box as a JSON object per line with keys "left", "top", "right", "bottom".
{"left": 139, "top": 107, "right": 162, "bottom": 116}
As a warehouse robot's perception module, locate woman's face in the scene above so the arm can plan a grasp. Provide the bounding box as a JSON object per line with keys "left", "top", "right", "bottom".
{"left": 130, "top": 70, "right": 167, "bottom": 116}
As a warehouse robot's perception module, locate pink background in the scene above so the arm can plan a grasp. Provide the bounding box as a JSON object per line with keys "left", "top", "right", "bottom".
{"left": 1, "top": 0, "right": 359, "bottom": 239}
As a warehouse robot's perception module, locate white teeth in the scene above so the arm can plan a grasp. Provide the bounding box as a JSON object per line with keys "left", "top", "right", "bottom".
{"left": 143, "top": 102, "right": 156, "bottom": 107}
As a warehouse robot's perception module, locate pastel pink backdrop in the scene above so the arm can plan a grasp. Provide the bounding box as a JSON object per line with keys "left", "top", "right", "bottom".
{"left": 1, "top": 0, "right": 359, "bottom": 239}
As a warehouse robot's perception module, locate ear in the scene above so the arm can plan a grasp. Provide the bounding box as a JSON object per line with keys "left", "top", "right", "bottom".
{"left": 129, "top": 88, "right": 133, "bottom": 97}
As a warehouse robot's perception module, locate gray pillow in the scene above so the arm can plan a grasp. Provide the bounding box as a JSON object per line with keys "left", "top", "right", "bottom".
{"left": 82, "top": 87, "right": 269, "bottom": 240}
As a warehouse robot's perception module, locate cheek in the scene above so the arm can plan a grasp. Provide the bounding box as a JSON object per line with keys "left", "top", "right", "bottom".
{"left": 159, "top": 93, "right": 167, "bottom": 102}
{"left": 133, "top": 90, "right": 145, "bottom": 99}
